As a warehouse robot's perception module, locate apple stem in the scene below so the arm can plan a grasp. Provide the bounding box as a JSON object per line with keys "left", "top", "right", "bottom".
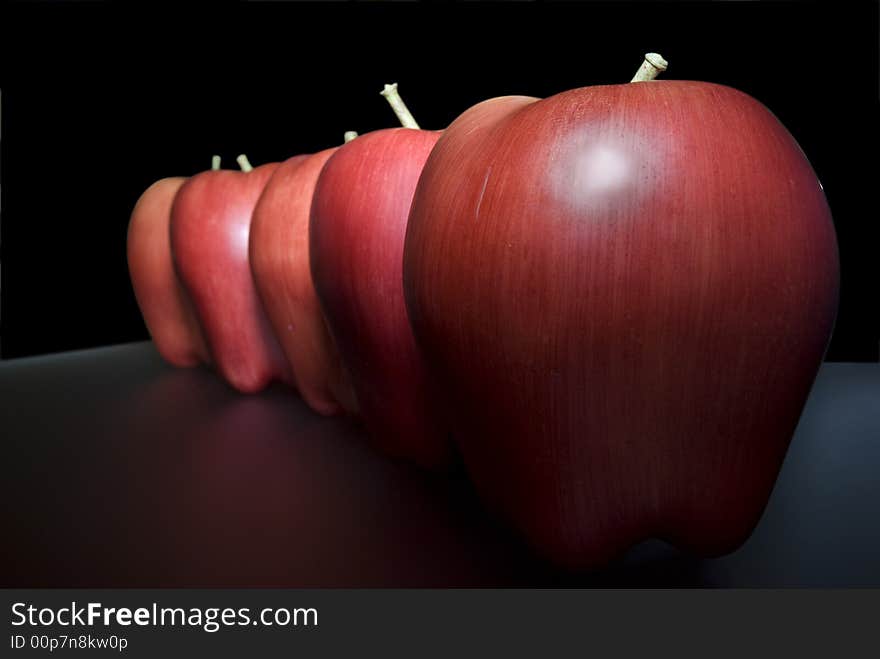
{"left": 211, "top": 155, "right": 221, "bottom": 171}
{"left": 380, "top": 83, "right": 420, "bottom": 129}
{"left": 630, "top": 53, "right": 668, "bottom": 82}
{"left": 343, "top": 131, "right": 358, "bottom": 143}
{"left": 236, "top": 154, "right": 254, "bottom": 173}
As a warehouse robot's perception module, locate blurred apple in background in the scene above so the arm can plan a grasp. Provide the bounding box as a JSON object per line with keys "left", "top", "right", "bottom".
{"left": 170, "top": 155, "right": 292, "bottom": 394}
{"left": 310, "top": 85, "right": 452, "bottom": 468}
{"left": 250, "top": 142, "right": 358, "bottom": 415}
{"left": 127, "top": 171, "right": 210, "bottom": 368}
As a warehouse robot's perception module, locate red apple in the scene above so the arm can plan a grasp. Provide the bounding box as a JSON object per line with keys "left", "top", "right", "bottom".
{"left": 310, "top": 85, "right": 452, "bottom": 468}
{"left": 127, "top": 175, "right": 210, "bottom": 367}
{"left": 250, "top": 146, "right": 357, "bottom": 415}
{"left": 403, "top": 55, "right": 840, "bottom": 568}
{"left": 170, "top": 155, "right": 293, "bottom": 393}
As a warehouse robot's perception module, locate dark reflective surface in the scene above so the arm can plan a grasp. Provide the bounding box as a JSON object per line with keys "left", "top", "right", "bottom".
{"left": 2, "top": 343, "right": 879, "bottom": 586}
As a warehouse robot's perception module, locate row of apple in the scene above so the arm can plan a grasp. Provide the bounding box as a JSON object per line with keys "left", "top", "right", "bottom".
{"left": 128, "top": 54, "right": 840, "bottom": 570}
{"left": 128, "top": 82, "right": 450, "bottom": 466}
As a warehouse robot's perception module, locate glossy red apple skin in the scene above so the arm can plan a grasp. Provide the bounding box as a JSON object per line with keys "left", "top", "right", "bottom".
{"left": 170, "top": 164, "right": 293, "bottom": 394}
{"left": 249, "top": 149, "right": 357, "bottom": 416}
{"left": 310, "top": 128, "right": 453, "bottom": 468}
{"left": 127, "top": 177, "right": 211, "bottom": 367}
{"left": 404, "top": 81, "right": 840, "bottom": 569}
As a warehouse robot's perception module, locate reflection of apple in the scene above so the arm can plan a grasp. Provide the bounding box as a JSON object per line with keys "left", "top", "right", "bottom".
{"left": 310, "top": 85, "right": 452, "bottom": 468}
{"left": 127, "top": 174, "right": 209, "bottom": 367}
{"left": 250, "top": 145, "right": 356, "bottom": 415}
{"left": 404, "top": 55, "right": 840, "bottom": 568}
{"left": 170, "top": 155, "right": 292, "bottom": 393}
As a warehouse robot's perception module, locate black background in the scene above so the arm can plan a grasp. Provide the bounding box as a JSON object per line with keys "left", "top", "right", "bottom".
{"left": 0, "top": 1, "right": 877, "bottom": 361}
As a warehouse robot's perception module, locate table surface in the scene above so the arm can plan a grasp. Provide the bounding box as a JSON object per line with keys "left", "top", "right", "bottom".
{"left": 1, "top": 342, "right": 878, "bottom": 587}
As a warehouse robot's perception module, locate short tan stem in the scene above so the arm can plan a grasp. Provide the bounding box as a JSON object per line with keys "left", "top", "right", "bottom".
{"left": 236, "top": 154, "right": 253, "bottom": 173}
{"left": 380, "top": 83, "right": 420, "bottom": 129}
{"left": 211, "top": 155, "right": 221, "bottom": 171}
{"left": 343, "top": 131, "right": 358, "bottom": 143}
{"left": 631, "top": 53, "right": 668, "bottom": 82}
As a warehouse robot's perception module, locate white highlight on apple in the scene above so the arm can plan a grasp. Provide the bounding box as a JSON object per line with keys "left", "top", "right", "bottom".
{"left": 232, "top": 220, "right": 250, "bottom": 254}
{"left": 573, "top": 144, "right": 632, "bottom": 196}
